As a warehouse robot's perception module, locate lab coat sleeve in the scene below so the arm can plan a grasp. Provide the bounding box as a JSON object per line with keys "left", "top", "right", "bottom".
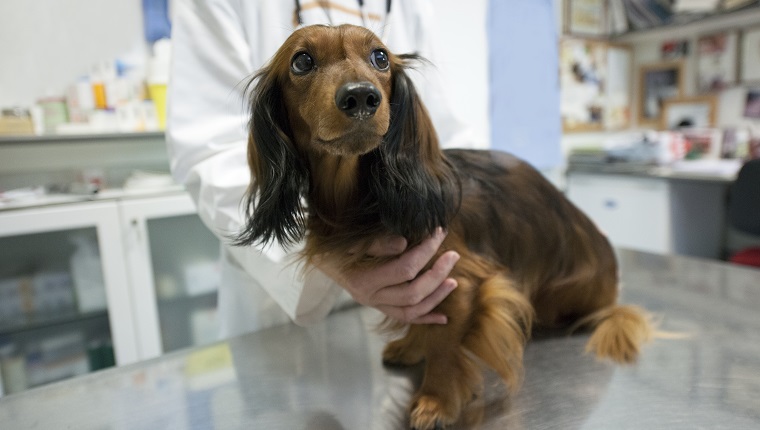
{"left": 167, "top": 0, "right": 342, "bottom": 326}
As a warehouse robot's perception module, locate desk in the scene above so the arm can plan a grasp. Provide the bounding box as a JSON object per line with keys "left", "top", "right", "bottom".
{"left": 1, "top": 249, "right": 759, "bottom": 429}
{"left": 567, "top": 164, "right": 739, "bottom": 259}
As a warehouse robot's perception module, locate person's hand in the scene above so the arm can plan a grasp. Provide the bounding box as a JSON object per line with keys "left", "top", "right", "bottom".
{"left": 316, "top": 228, "right": 459, "bottom": 324}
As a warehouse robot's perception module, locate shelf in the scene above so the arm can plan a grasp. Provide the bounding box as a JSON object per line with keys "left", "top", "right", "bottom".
{"left": 0, "top": 185, "right": 185, "bottom": 213}
{"left": 612, "top": 4, "right": 760, "bottom": 42}
{"left": 0, "top": 309, "right": 109, "bottom": 337}
{"left": 157, "top": 290, "right": 217, "bottom": 308}
{"left": 0, "top": 131, "right": 165, "bottom": 145}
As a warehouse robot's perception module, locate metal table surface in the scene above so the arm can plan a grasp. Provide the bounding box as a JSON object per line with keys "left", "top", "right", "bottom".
{"left": 1, "top": 249, "right": 759, "bottom": 429}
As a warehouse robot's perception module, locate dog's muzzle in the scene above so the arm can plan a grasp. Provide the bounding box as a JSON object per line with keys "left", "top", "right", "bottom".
{"left": 335, "top": 82, "right": 381, "bottom": 120}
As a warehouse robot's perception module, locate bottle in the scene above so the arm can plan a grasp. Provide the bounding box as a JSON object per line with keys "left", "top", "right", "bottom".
{"left": 90, "top": 62, "right": 108, "bottom": 110}
{"left": 147, "top": 38, "right": 171, "bottom": 130}
{"left": 0, "top": 341, "right": 28, "bottom": 395}
{"left": 37, "top": 95, "right": 69, "bottom": 135}
{"left": 69, "top": 234, "right": 107, "bottom": 313}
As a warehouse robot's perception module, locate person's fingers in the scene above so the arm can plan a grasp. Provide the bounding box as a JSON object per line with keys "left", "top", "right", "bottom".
{"left": 312, "top": 228, "right": 456, "bottom": 322}
{"left": 407, "top": 278, "right": 458, "bottom": 324}
{"left": 370, "top": 227, "right": 448, "bottom": 286}
{"left": 365, "top": 235, "right": 408, "bottom": 257}
{"left": 408, "top": 313, "right": 448, "bottom": 325}
{"left": 376, "top": 278, "right": 458, "bottom": 324}
{"left": 371, "top": 250, "right": 460, "bottom": 307}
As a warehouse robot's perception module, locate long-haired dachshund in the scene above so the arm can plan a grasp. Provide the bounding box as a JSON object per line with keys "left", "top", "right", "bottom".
{"left": 236, "top": 24, "right": 652, "bottom": 429}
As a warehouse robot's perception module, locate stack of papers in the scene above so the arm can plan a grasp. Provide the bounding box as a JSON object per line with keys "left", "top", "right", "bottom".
{"left": 673, "top": 0, "right": 720, "bottom": 13}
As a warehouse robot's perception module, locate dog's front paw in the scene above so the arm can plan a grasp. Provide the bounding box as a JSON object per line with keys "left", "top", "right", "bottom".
{"left": 409, "top": 394, "right": 457, "bottom": 430}
{"left": 382, "top": 339, "right": 424, "bottom": 367}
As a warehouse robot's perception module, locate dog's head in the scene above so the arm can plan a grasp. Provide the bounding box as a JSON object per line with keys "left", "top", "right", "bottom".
{"left": 236, "top": 24, "right": 459, "bottom": 249}
{"left": 269, "top": 24, "right": 395, "bottom": 156}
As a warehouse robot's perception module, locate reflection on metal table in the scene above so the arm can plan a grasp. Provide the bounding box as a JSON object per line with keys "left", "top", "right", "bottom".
{"left": 1, "top": 249, "right": 759, "bottom": 429}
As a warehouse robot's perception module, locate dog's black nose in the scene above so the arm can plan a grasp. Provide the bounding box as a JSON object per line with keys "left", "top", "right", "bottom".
{"left": 335, "top": 82, "right": 381, "bottom": 119}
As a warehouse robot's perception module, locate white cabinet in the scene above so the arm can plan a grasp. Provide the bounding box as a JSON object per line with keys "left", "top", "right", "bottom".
{"left": 119, "top": 193, "right": 220, "bottom": 360}
{"left": 567, "top": 174, "right": 672, "bottom": 254}
{"left": 567, "top": 173, "right": 728, "bottom": 259}
{"left": 0, "top": 191, "right": 221, "bottom": 395}
{"left": 0, "top": 201, "right": 139, "bottom": 395}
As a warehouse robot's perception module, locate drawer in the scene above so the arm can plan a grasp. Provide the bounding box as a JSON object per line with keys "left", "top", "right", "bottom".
{"left": 567, "top": 174, "right": 672, "bottom": 254}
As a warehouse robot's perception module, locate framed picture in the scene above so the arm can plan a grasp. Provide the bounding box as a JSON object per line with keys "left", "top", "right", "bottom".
{"left": 722, "top": 0, "right": 757, "bottom": 10}
{"left": 721, "top": 128, "right": 739, "bottom": 159}
{"left": 750, "top": 137, "right": 760, "bottom": 160}
{"left": 740, "top": 27, "right": 760, "bottom": 84}
{"left": 661, "top": 39, "right": 690, "bottom": 60}
{"left": 560, "top": 38, "right": 632, "bottom": 132}
{"left": 745, "top": 89, "right": 760, "bottom": 119}
{"left": 662, "top": 96, "right": 717, "bottom": 130}
{"left": 638, "top": 61, "right": 685, "bottom": 128}
{"left": 606, "top": 44, "right": 633, "bottom": 130}
{"left": 564, "top": 0, "right": 607, "bottom": 37}
{"left": 680, "top": 129, "right": 722, "bottom": 160}
{"left": 697, "top": 31, "right": 739, "bottom": 92}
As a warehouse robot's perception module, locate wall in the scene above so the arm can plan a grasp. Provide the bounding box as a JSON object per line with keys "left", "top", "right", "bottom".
{"left": 560, "top": 8, "right": 760, "bottom": 158}
{"left": 620, "top": 9, "right": 760, "bottom": 131}
{"left": 0, "top": 0, "right": 146, "bottom": 108}
{"left": 20, "top": 3, "right": 757, "bottom": 171}
{"left": 0, "top": 0, "right": 493, "bottom": 190}
{"left": 0, "top": 0, "right": 490, "bottom": 148}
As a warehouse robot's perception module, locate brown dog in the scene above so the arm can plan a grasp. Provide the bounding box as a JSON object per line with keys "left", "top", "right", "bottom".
{"left": 235, "top": 24, "right": 651, "bottom": 429}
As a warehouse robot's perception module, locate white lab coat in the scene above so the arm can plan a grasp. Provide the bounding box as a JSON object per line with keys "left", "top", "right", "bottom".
{"left": 167, "top": 0, "right": 478, "bottom": 338}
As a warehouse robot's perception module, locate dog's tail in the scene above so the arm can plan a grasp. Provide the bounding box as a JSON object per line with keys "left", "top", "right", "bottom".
{"left": 573, "top": 304, "right": 654, "bottom": 364}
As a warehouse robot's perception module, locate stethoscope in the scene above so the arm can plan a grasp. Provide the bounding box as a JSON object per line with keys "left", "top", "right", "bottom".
{"left": 294, "top": 0, "right": 392, "bottom": 40}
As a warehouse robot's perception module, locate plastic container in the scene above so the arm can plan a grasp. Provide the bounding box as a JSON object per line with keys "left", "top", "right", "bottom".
{"left": 147, "top": 38, "right": 171, "bottom": 130}
{"left": 36, "top": 97, "right": 70, "bottom": 134}
{"left": 0, "top": 342, "right": 28, "bottom": 395}
{"left": 0, "top": 107, "right": 34, "bottom": 136}
{"left": 69, "top": 235, "right": 107, "bottom": 313}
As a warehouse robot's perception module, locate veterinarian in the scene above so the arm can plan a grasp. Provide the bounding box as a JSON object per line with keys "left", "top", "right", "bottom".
{"left": 167, "top": 0, "right": 477, "bottom": 337}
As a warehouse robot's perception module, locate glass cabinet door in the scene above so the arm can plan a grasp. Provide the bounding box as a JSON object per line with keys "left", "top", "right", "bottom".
{"left": 120, "top": 193, "right": 220, "bottom": 359}
{"left": 0, "top": 202, "right": 137, "bottom": 396}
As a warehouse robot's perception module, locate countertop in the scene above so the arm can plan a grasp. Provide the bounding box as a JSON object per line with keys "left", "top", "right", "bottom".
{"left": 1, "top": 249, "right": 760, "bottom": 429}
{"left": 0, "top": 185, "right": 185, "bottom": 212}
{"left": 567, "top": 159, "right": 743, "bottom": 183}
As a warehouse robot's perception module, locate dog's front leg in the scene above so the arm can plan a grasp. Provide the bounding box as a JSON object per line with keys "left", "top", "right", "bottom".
{"left": 406, "top": 322, "right": 483, "bottom": 430}
{"left": 382, "top": 329, "right": 426, "bottom": 367}
{"left": 399, "top": 284, "right": 481, "bottom": 430}
{"left": 404, "top": 265, "right": 532, "bottom": 429}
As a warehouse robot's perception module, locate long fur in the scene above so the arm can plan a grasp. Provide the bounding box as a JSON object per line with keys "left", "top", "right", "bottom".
{"left": 235, "top": 65, "right": 309, "bottom": 247}
{"left": 235, "top": 52, "right": 460, "bottom": 259}
{"left": 236, "top": 25, "right": 652, "bottom": 429}
{"left": 369, "top": 54, "right": 460, "bottom": 244}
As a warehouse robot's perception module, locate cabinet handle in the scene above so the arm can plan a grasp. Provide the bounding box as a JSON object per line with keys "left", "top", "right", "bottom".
{"left": 131, "top": 219, "right": 142, "bottom": 242}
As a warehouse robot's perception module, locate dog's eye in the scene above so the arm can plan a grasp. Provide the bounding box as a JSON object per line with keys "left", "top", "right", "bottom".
{"left": 291, "top": 52, "right": 314, "bottom": 75}
{"left": 370, "top": 49, "right": 389, "bottom": 71}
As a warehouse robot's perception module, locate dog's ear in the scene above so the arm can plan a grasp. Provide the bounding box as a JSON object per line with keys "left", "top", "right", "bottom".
{"left": 368, "top": 56, "right": 460, "bottom": 244}
{"left": 234, "top": 69, "right": 309, "bottom": 248}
